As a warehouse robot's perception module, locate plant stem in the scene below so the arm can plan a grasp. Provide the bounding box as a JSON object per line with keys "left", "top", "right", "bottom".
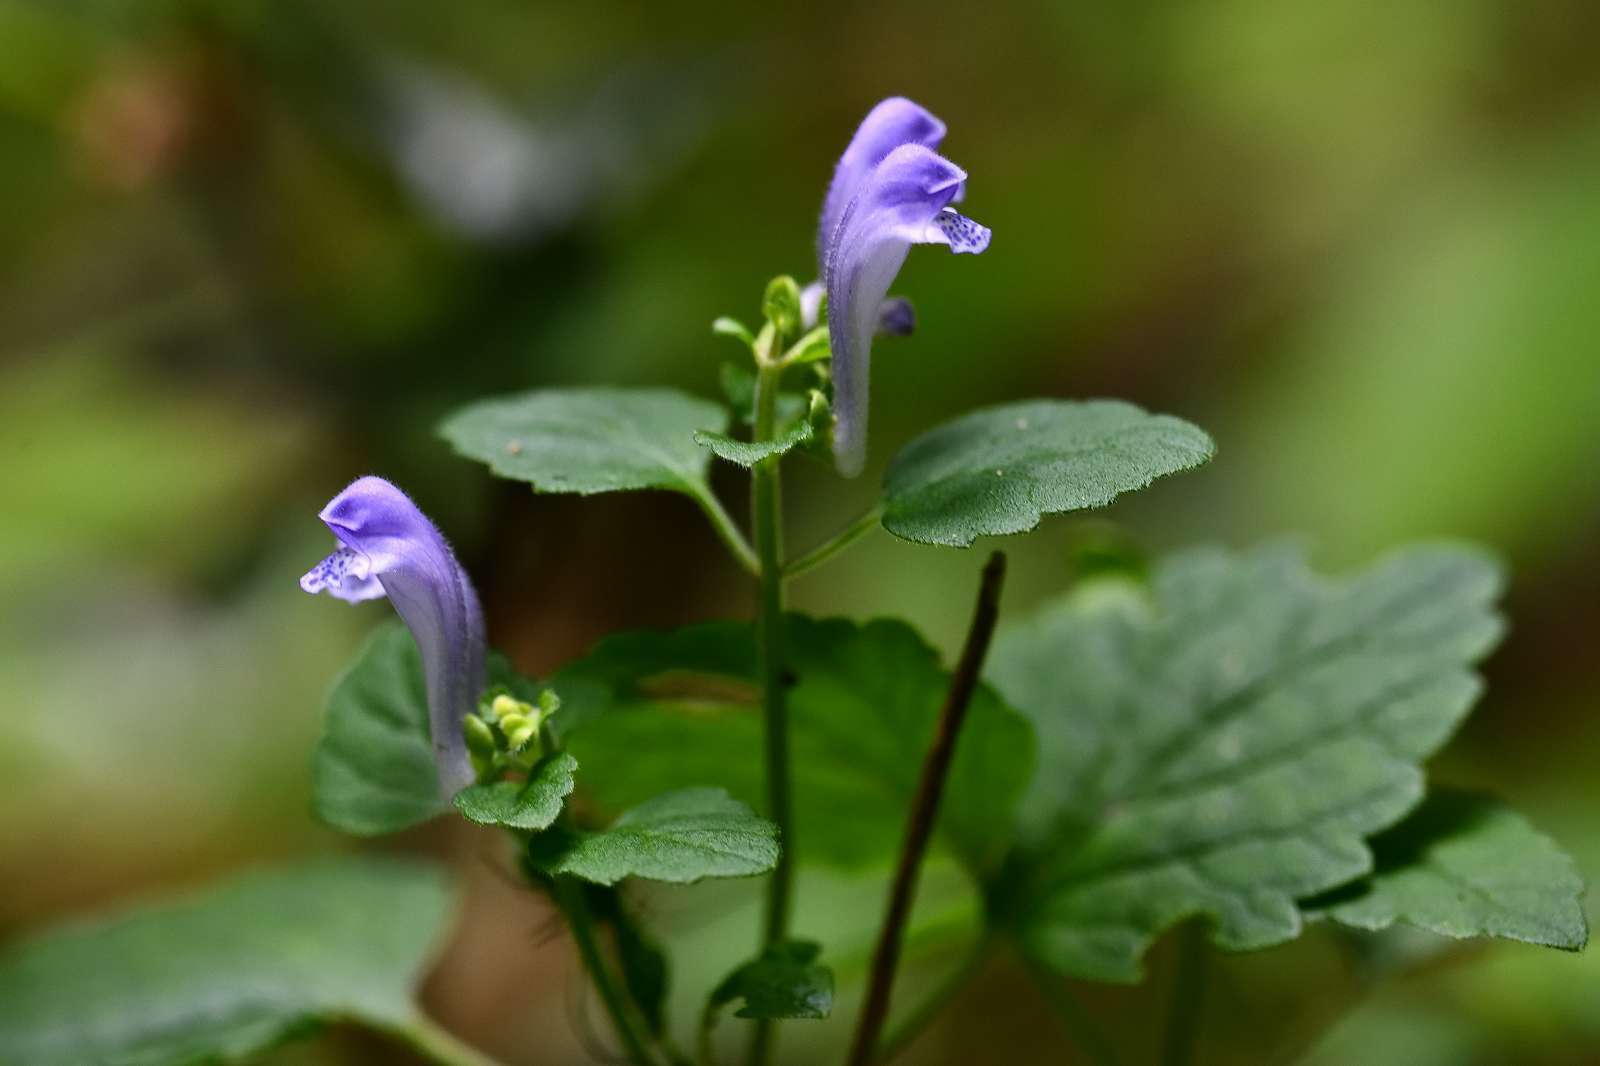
{"left": 1161, "top": 922, "right": 1208, "bottom": 1066}
{"left": 387, "top": 1014, "right": 502, "bottom": 1066}
{"left": 747, "top": 353, "right": 794, "bottom": 1066}
{"left": 694, "top": 490, "right": 761, "bottom": 576}
{"left": 844, "top": 552, "right": 1008, "bottom": 1066}
{"left": 782, "top": 505, "right": 883, "bottom": 579}
{"left": 873, "top": 941, "right": 990, "bottom": 1063}
{"left": 551, "top": 876, "right": 660, "bottom": 1066}
{"left": 1029, "top": 962, "right": 1122, "bottom": 1066}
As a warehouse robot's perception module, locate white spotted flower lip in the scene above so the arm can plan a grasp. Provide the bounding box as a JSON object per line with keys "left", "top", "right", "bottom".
{"left": 822, "top": 119, "right": 991, "bottom": 476}
{"left": 301, "top": 475, "right": 486, "bottom": 796}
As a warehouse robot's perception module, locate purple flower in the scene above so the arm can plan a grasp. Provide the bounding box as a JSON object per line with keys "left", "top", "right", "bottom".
{"left": 300, "top": 476, "right": 486, "bottom": 796}
{"left": 821, "top": 102, "right": 990, "bottom": 476}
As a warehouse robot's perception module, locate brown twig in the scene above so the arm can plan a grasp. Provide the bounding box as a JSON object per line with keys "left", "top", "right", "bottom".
{"left": 844, "top": 552, "right": 1008, "bottom": 1066}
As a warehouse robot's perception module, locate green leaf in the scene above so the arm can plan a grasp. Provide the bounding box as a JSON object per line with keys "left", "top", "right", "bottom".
{"left": 440, "top": 386, "right": 724, "bottom": 499}
{"left": 452, "top": 751, "right": 578, "bottom": 830}
{"left": 709, "top": 940, "right": 833, "bottom": 1021}
{"left": 313, "top": 622, "right": 442, "bottom": 836}
{"left": 1304, "top": 789, "right": 1588, "bottom": 950}
{"left": 984, "top": 543, "right": 1504, "bottom": 981}
{"left": 694, "top": 419, "right": 814, "bottom": 467}
{"left": 785, "top": 326, "right": 831, "bottom": 364}
{"left": 528, "top": 788, "right": 778, "bottom": 885}
{"left": 558, "top": 615, "right": 1033, "bottom": 873}
{"left": 313, "top": 621, "right": 535, "bottom": 836}
{"left": 0, "top": 857, "right": 452, "bottom": 1066}
{"left": 712, "top": 316, "right": 756, "bottom": 347}
{"left": 881, "top": 399, "right": 1215, "bottom": 547}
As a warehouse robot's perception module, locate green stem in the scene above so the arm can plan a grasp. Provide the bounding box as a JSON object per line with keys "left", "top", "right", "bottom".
{"left": 1161, "top": 923, "right": 1208, "bottom": 1066}
{"left": 746, "top": 352, "right": 794, "bottom": 1066}
{"left": 693, "top": 489, "right": 761, "bottom": 576}
{"left": 552, "top": 876, "right": 660, "bottom": 1066}
{"left": 782, "top": 505, "right": 883, "bottom": 579}
{"left": 1028, "top": 962, "right": 1122, "bottom": 1066}
{"left": 387, "top": 1014, "right": 502, "bottom": 1066}
{"left": 874, "top": 941, "right": 990, "bottom": 1063}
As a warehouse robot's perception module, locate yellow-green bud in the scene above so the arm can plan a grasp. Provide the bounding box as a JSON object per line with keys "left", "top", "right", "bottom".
{"left": 508, "top": 724, "right": 537, "bottom": 752}
{"left": 497, "top": 713, "right": 530, "bottom": 736}
{"left": 463, "top": 713, "right": 496, "bottom": 759}
{"left": 489, "top": 694, "right": 523, "bottom": 722}
{"left": 763, "top": 275, "right": 803, "bottom": 340}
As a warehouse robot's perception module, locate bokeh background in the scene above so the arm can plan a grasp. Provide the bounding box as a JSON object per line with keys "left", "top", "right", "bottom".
{"left": 3, "top": 1, "right": 1599, "bottom": 1063}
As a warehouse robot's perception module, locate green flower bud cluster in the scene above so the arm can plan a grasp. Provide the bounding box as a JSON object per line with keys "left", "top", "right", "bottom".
{"left": 462, "top": 688, "right": 561, "bottom": 781}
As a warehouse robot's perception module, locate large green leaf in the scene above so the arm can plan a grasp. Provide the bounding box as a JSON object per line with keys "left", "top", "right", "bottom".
{"left": 881, "top": 399, "right": 1214, "bottom": 547}
{"left": 440, "top": 386, "right": 723, "bottom": 499}
{"left": 0, "top": 857, "right": 453, "bottom": 1066}
{"left": 313, "top": 621, "right": 536, "bottom": 836}
{"left": 312, "top": 622, "right": 441, "bottom": 836}
{"left": 984, "top": 544, "right": 1503, "bottom": 981}
{"left": 557, "top": 614, "right": 1034, "bottom": 874}
{"left": 528, "top": 788, "right": 778, "bottom": 885}
{"left": 1304, "top": 790, "right": 1587, "bottom": 950}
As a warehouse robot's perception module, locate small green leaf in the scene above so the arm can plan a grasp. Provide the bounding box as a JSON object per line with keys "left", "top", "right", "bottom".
{"left": 784, "top": 326, "right": 831, "bottom": 364}
{"left": 694, "top": 419, "right": 814, "bottom": 467}
{"left": 528, "top": 788, "right": 778, "bottom": 885}
{"left": 558, "top": 616, "right": 1033, "bottom": 874}
{"left": 0, "top": 857, "right": 453, "bottom": 1066}
{"left": 986, "top": 544, "right": 1504, "bottom": 981}
{"left": 763, "top": 275, "right": 803, "bottom": 338}
{"left": 712, "top": 316, "right": 756, "bottom": 347}
{"left": 1304, "top": 790, "right": 1588, "bottom": 950}
{"left": 440, "top": 386, "right": 724, "bottom": 499}
{"left": 882, "top": 400, "right": 1215, "bottom": 547}
{"left": 314, "top": 622, "right": 535, "bottom": 836}
{"left": 452, "top": 751, "right": 578, "bottom": 830}
{"left": 709, "top": 940, "right": 833, "bottom": 1021}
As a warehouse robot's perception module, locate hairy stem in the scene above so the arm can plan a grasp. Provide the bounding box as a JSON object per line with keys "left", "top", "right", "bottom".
{"left": 552, "top": 877, "right": 660, "bottom": 1066}
{"left": 1161, "top": 922, "right": 1208, "bottom": 1066}
{"left": 387, "top": 1014, "right": 502, "bottom": 1066}
{"left": 844, "top": 552, "right": 1008, "bottom": 1066}
{"left": 783, "top": 505, "right": 883, "bottom": 579}
{"left": 693, "top": 489, "right": 761, "bottom": 576}
{"left": 747, "top": 353, "right": 794, "bottom": 1066}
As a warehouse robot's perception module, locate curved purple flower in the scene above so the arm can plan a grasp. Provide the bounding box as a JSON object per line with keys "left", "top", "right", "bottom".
{"left": 823, "top": 141, "right": 991, "bottom": 476}
{"left": 818, "top": 97, "right": 948, "bottom": 267}
{"left": 300, "top": 476, "right": 485, "bottom": 796}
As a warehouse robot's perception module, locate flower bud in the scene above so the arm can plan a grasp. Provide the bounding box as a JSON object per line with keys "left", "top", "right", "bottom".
{"left": 489, "top": 694, "right": 522, "bottom": 722}
{"left": 763, "top": 275, "right": 803, "bottom": 339}
{"left": 463, "top": 713, "right": 497, "bottom": 759}
{"left": 508, "top": 724, "right": 538, "bottom": 752}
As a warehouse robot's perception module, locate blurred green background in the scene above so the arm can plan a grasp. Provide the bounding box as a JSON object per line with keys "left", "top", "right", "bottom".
{"left": 3, "top": 1, "right": 1598, "bottom": 1063}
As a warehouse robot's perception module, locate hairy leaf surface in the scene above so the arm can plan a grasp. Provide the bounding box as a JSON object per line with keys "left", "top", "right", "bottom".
{"left": 441, "top": 386, "right": 723, "bottom": 499}
{"left": 528, "top": 788, "right": 778, "bottom": 885}
{"left": 882, "top": 400, "right": 1214, "bottom": 547}
{"left": 985, "top": 544, "right": 1503, "bottom": 981}
{"left": 1304, "top": 789, "right": 1587, "bottom": 950}
{"left": 0, "top": 858, "right": 452, "bottom": 1066}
